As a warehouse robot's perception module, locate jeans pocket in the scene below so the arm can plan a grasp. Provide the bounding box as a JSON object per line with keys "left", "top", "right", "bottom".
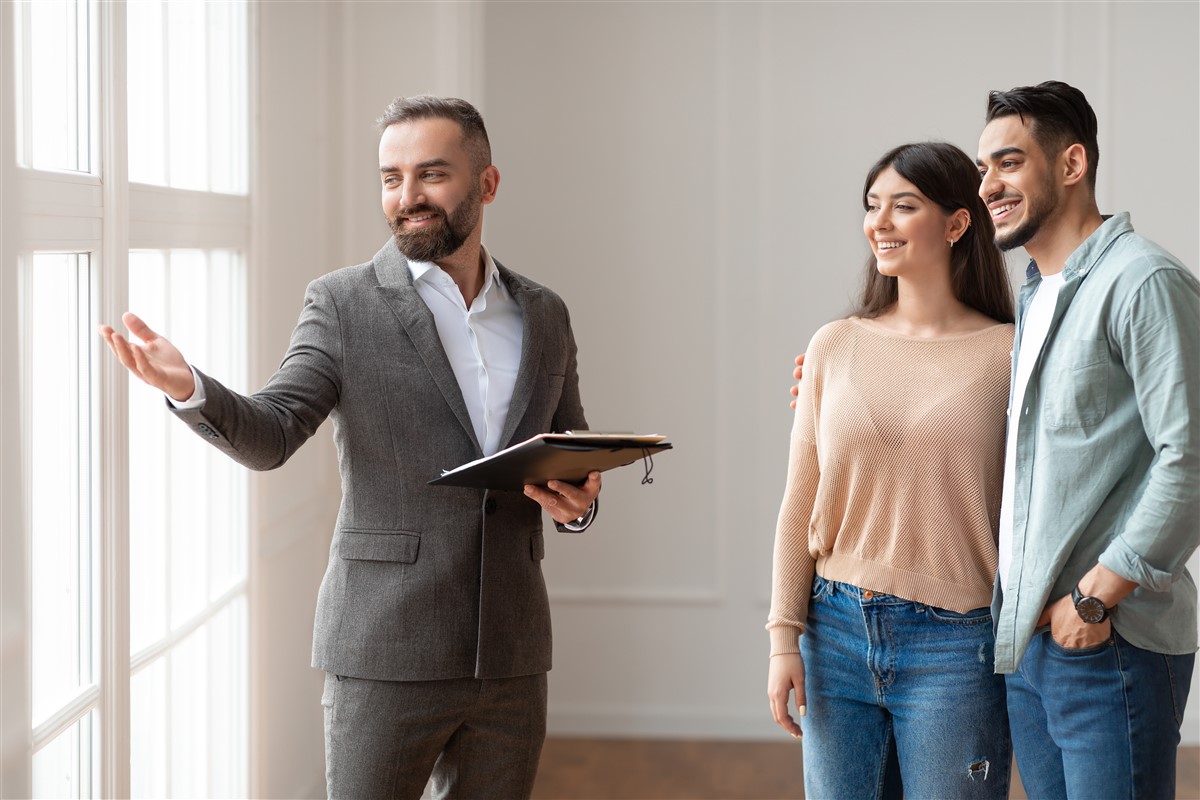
{"left": 926, "top": 605, "right": 993, "bottom": 625}
{"left": 1044, "top": 630, "right": 1115, "bottom": 657}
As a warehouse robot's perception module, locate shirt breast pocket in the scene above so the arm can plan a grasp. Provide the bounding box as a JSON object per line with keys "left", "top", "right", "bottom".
{"left": 1045, "top": 339, "right": 1109, "bottom": 429}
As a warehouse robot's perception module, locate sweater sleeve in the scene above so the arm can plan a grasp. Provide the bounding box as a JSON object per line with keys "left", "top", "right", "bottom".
{"left": 766, "top": 335, "right": 824, "bottom": 656}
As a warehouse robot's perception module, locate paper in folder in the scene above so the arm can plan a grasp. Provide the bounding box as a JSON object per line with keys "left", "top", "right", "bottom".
{"left": 429, "top": 431, "right": 672, "bottom": 491}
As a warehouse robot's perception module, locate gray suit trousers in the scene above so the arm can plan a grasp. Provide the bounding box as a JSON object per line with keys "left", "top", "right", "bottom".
{"left": 322, "top": 672, "right": 548, "bottom": 800}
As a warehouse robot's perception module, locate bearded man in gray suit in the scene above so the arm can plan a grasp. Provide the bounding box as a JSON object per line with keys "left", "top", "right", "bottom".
{"left": 100, "top": 96, "right": 602, "bottom": 799}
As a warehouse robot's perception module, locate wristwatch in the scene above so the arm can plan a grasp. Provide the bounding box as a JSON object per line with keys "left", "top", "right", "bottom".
{"left": 1072, "top": 585, "right": 1114, "bottom": 624}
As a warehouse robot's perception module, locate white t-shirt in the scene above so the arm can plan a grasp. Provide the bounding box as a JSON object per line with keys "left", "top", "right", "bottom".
{"left": 998, "top": 271, "right": 1066, "bottom": 591}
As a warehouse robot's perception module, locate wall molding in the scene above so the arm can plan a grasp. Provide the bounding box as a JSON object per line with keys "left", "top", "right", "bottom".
{"left": 549, "top": 587, "right": 722, "bottom": 606}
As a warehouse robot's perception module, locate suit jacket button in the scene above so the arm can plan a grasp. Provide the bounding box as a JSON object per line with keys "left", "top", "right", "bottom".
{"left": 484, "top": 497, "right": 497, "bottom": 514}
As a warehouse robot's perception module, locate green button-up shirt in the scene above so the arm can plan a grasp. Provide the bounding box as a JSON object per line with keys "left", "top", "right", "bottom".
{"left": 993, "top": 212, "right": 1200, "bottom": 673}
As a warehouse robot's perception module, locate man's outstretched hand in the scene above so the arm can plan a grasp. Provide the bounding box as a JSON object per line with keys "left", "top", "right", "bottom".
{"left": 788, "top": 354, "right": 805, "bottom": 410}
{"left": 98, "top": 312, "right": 195, "bottom": 402}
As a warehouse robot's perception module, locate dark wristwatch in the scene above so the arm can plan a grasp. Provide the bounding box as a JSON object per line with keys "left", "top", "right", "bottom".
{"left": 1072, "top": 585, "right": 1114, "bottom": 624}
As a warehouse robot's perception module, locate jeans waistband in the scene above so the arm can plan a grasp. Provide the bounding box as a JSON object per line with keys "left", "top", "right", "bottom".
{"left": 816, "top": 575, "right": 914, "bottom": 606}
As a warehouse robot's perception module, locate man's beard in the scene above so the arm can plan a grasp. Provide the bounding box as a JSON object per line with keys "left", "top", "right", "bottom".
{"left": 995, "top": 175, "right": 1059, "bottom": 252}
{"left": 388, "top": 187, "right": 481, "bottom": 263}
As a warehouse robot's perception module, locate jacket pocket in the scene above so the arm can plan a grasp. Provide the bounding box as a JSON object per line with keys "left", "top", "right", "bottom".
{"left": 1045, "top": 339, "right": 1109, "bottom": 428}
{"left": 339, "top": 529, "right": 420, "bottom": 563}
{"left": 531, "top": 532, "right": 545, "bottom": 561}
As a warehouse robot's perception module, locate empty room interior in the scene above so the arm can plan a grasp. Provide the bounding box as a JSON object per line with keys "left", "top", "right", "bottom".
{"left": 2, "top": 1, "right": 1197, "bottom": 798}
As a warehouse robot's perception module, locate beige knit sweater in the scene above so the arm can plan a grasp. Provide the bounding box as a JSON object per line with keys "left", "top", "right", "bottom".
{"left": 767, "top": 318, "right": 1014, "bottom": 657}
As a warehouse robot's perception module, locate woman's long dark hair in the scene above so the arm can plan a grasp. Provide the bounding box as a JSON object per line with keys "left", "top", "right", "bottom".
{"left": 855, "top": 142, "right": 1014, "bottom": 324}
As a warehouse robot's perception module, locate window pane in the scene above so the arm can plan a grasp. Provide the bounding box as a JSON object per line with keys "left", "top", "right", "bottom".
{"left": 127, "top": 249, "right": 246, "bottom": 648}
{"left": 131, "top": 602, "right": 248, "bottom": 799}
{"left": 167, "top": 598, "right": 247, "bottom": 798}
{"left": 205, "top": 250, "right": 249, "bottom": 597}
{"left": 31, "top": 711, "right": 98, "bottom": 799}
{"left": 125, "top": 0, "right": 166, "bottom": 186}
{"left": 202, "top": 596, "right": 248, "bottom": 799}
{"left": 127, "top": 0, "right": 248, "bottom": 193}
{"left": 205, "top": 1, "right": 249, "bottom": 194}
{"left": 128, "top": 252, "right": 169, "bottom": 655}
{"left": 27, "top": 254, "right": 95, "bottom": 727}
{"left": 16, "top": 0, "right": 93, "bottom": 172}
{"left": 130, "top": 659, "right": 167, "bottom": 799}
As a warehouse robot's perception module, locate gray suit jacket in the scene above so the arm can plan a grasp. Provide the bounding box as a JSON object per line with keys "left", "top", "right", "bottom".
{"left": 171, "top": 238, "right": 588, "bottom": 681}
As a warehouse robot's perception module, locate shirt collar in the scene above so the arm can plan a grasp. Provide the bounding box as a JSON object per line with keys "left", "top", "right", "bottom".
{"left": 407, "top": 245, "right": 500, "bottom": 293}
{"left": 1025, "top": 212, "right": 1133, "bottom": 283}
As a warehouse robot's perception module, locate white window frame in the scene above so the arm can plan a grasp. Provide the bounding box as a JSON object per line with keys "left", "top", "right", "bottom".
{"left": 0, "top": 3, "right": 257, "bottom": 797}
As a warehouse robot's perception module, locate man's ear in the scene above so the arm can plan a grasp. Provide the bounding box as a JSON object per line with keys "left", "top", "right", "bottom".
{"left": 480, "top": 165, "right": 500, "bottom": 205}
{"left": 1061, "top": 143, "right": 1089, "bottom": 188}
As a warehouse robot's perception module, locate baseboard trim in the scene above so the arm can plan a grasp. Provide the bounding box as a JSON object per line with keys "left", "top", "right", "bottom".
{"left": 547, "top": 705, "right": 783, "bottom": 741}
{"left": 548, "top": 705, "right": 1200, "bottom": 746}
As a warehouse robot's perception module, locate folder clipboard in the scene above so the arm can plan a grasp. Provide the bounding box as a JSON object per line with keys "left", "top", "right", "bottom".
{"left": 429, "top": 431, "right": 673, "bottom": 491}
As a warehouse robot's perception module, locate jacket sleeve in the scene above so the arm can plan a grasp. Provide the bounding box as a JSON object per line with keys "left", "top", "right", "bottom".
{"left": 169, "top": 278, "right": 343, "bottom": 471}
{"left": 550, "top": 301, "right": 595, "bottom": 532}
{"left": 550, "top": 302, "right": 588, "bottom": 435}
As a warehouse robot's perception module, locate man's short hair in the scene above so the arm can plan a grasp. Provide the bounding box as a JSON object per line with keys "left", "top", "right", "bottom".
{"left": 377, "top": 95, "right": 492, "bottom": 173}
{"left": 986, "top": 80, "right": 1099, "bottom": 190}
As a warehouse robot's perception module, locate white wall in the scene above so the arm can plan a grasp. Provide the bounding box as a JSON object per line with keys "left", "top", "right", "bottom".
{"left": 477, "top": 0, "right": 1200, "bottom": 740}
{"left": 250, "top": 4, "right": 344, "bottom": 796}
{"left": 249, "top": 1, "right": 1200, "bottom": 792}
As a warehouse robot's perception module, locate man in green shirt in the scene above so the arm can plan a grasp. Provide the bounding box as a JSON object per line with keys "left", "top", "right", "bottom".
{"left": 977, "top": 80, "right": 1198, "bottom": 799}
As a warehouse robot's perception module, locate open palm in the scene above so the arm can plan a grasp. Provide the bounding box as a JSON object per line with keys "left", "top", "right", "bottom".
{"left": 98, "top": 312, "right": 195, "bottom": 401}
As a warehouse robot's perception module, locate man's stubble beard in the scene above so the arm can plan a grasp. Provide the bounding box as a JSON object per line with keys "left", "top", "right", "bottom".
{"left": 995, "top": 172, "right": 1061, "bottom": 253}
{"left": 388, "top": 183, "right": 482, "bottom": 263}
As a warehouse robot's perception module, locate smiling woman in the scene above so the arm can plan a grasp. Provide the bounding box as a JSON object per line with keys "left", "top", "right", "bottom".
{"left": 767, "top": 142, "right": 1016, "bottom": 799}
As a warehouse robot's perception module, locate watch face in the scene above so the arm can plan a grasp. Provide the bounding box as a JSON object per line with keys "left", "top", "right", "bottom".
{"left": 1076, "top": 596, "right": 1107, "bottom": 624}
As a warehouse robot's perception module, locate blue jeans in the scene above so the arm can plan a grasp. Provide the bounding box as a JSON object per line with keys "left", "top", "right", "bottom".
{"left": 1006, "top": 629, "right": 1195, "bottom": 800}
{"left": 800, "top": 576, "right": 1011, "bottom": 800}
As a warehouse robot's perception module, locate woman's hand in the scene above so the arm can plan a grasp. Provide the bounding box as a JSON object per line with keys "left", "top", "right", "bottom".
{"left": 767, "top": 652, "right": 807, "bottom": 738}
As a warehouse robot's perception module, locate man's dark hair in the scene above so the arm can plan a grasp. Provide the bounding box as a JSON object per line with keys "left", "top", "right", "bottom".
{"left": 856, "top": 141, "right": 1015, "bottom": 324}
{"left": 377, "top": 95, "right": 492, "bottom": 173}
{"left": 985, "top": 80, "right": 1099, "bottom": 190}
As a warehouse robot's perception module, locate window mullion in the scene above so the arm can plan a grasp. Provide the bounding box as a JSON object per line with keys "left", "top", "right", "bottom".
{"left": 30, "top": 686, "right": 101, "bottom": 752}
{"left": 96, "top": 2, "right": 131, "bottom": 799}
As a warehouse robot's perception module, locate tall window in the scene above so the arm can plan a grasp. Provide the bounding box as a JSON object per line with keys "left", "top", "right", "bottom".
{"left": 9, "top": 2, "right": 251, "bottom": 797}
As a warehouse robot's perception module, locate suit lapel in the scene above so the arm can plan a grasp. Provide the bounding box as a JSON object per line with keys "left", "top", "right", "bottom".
{"left": 497, "top": 261, "right": 545, "bottom": 448}
{"left": 372, "top": 239, "right": 482, "bottom": 455}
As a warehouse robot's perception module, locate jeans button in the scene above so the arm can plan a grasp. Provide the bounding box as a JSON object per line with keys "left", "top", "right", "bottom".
{"left": 484, "top": 497, "right": 497, "bottom": 514}
{"left": 863, "top": 590, "right": 875, "bottom": 599}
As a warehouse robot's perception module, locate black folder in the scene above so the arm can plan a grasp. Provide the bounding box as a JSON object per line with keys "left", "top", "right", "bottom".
{"left": 429, "top": 432, "right": 672, "bottom": 491}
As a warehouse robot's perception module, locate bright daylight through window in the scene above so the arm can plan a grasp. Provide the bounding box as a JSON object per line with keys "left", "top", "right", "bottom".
{"left": 11, "top": 1, "right": 251, "bottom": 797}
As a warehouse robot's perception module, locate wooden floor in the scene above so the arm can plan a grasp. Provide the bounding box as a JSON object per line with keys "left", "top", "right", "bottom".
{"left": 531, "top": 738, "right": 1200, "bottom": 800}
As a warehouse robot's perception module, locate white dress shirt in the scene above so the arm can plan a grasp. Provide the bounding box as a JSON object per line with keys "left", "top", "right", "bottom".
{"left": 407, "top": 247, "right": 523, "bottom": 457}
